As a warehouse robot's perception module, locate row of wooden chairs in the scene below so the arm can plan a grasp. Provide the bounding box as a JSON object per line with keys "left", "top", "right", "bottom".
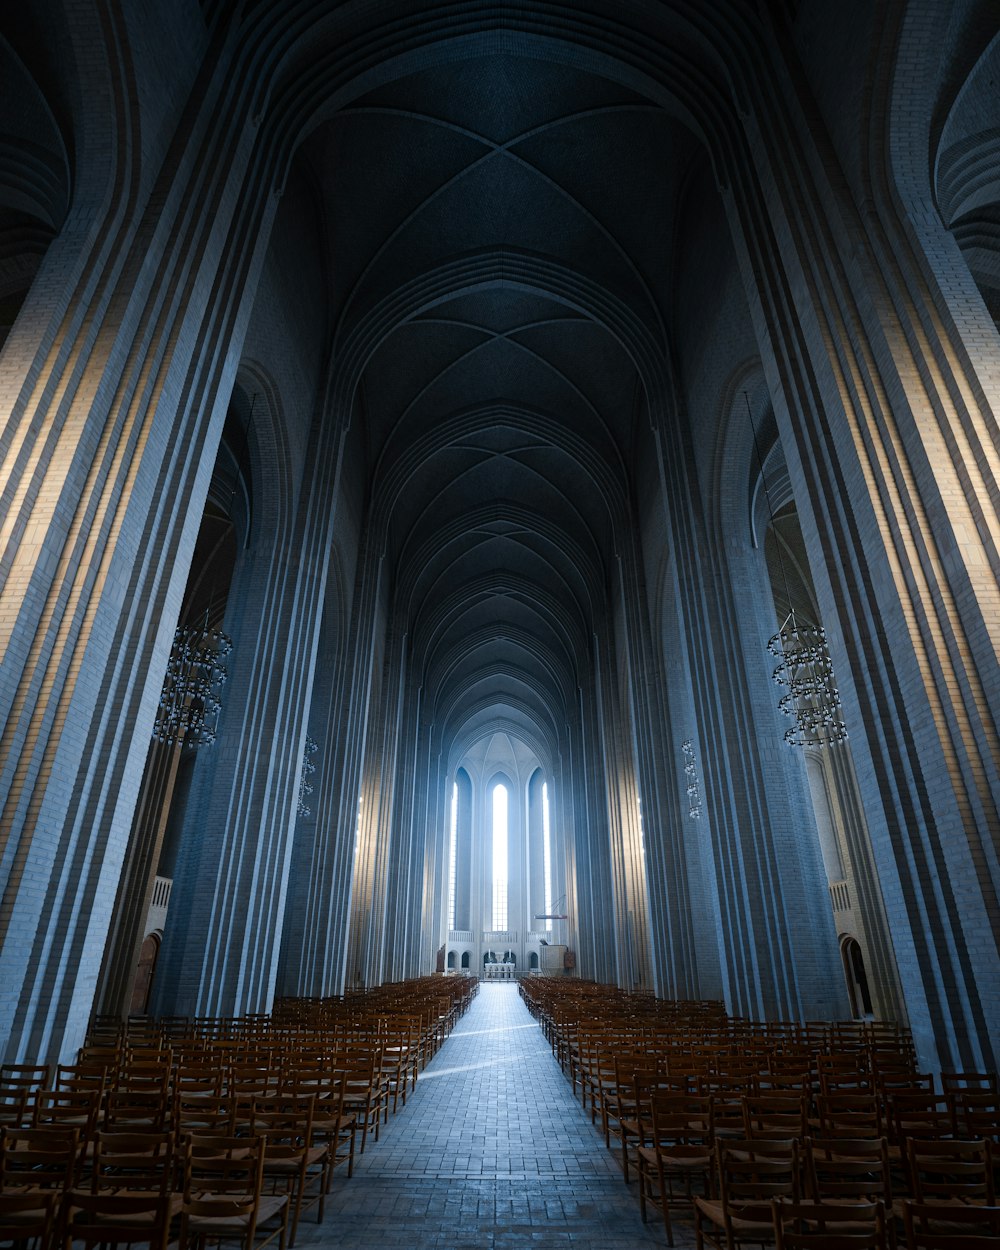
{"left": 0, "top": 1129, "right": 294, "bottom": 1250}
{"left": 0, "top": 976, "right": 479, "bottom": 1249}
{"left": 1, "top": 1092, "right": 355, "bottom": 1241}
{"left": 519, "top": 979, "right": 999, "bottom": 1248}
{"left": 710, "top": 1195, "right": 1000, "bottom": 1250}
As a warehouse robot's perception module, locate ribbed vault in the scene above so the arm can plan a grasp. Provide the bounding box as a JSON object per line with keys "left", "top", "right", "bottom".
{"left": 284, "top": 43, "right": 705, "bottom": 768}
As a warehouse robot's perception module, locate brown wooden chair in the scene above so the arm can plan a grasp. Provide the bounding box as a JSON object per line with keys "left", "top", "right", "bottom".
{"left": 771, "top": 1198, "right": 888, "bottom": 1250}
{"left": 617, "top": 1070, "right": 691, "bottom": 1184}
{"left": 636, "top": 1090, "right": 714, "bottom": 1246}
{"left": 0, "top": 1126, "right": 83, "bottom": 1196}
{"left": 281, "top": 1076, "right": 356, "bottom": 1183}
{"left": 0, "top": 1187, "right": 59, "bottom": 1250}
{"left": 807, "top": 1136, "right": 892, "bottom": 1205}
{"left": 900, "top": 1199, "right": 1000, "bottom": 1249}
{"left": 694, "top": 1138, "right": 801, "bottom": 1250}
{"left": 90, "top": 1129, "right": 181, "bottom": 1222}
{"left": 64, "top": 1189, "right": 172, "bottom": 1250}
{"left": 336, "top": 1052, "right": 386, "bottom": 1152}
{"left": 0, "top": 1086, "right": 30, "bottom": 1132}
{"left": 180, "top": 1134, "right": 289, "bottom": 1250}
{"left": 903, "top": 1137, "right": 995, "bottom": 1207}
{"left": 251, "top": 1095, "right": 328, "bottom": 1244}
{"left": 33, "top": 1090, "right": 102, "bottom": 1144}
{"left": 816, "top": 1093, "right": 883, "bottom": 1140}
{"left": 744, "top": 1095, "right": 810, "bottom": 1142}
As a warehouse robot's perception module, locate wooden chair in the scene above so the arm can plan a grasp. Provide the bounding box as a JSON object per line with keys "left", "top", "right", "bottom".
{"left": 0, "top": 1187, "right": 59, "bottom": 1250}
{"left": 173, "top": 1064, "right": 224, "bottom": 1101}
{"left": 886, "top": 1093, "right": 953, "bottom": 1144}
{"left": 600, "top": 1055, "right": 668, "bottom": 1158}
{"left": 336, "top": 1052, "right": 386, "bottom": 1152}
{"left": 948, "top": 1090, "right": 1000, "bottom": 1142}
{"left": 379, "top": 1016, "right": 421, "bottom": 1112}
{"left": 64, "top": 1189, "right": 172, "bottom": 1250}
{"left": 617, "top": 1070, "right": 689, "bottom": 1183}
{"left": 90, "top": 1129, "right": 181, "bottom": 1221}
{"left": 636, "top": 1090, "right": 714, "bottom": 1246}
{"left": 900, "top": 1199, "right": 1000, "bottom": 1249}
{"left": 903, "top": 1137, "right": 995, "bottom": 1206}
{"left": 939, "top": 1073, "right": 997, "bottom": 1097}
{"left": 694, "top": 1138, "right": 800, "bottom": 1250}
{"left": 104, "top": 1088, "right": 173, "bottom": 1133}
{"left": 180, "top": 1134, "right": 289, "bottom": 1250}
{"left": 0, "top": 1086, "right": 30, "bottom": 1132}
{"left": 175, "top": 1092, "right": 236, "bottom": 1138}
{"left": 707, "top": 1091, "right": 748, "bottom": 1143}
{"left": 816, "top": 1093, "right": 883, "bottom": 1140}
{"left": 744, "top": 1095, "right": 810, "bottom": 1142}
{"left": 807, "top": 1136, "right": 892, "bottom": 1205}
{"left": 1, "top": 1126, "right": 83, "bottom": 1196}
{"left": 771, "top": 1198, "right": 888, "bottom": 1250}
{"left": 33, "top": 1090, "right": 102, "bottom": 1143}
{"left": 281, "top": 1077, "right": 356, "bottom": 1183}
{"left": 54, "top": 1064, "right": 108, "bottom": 1100}
{"left": 1, "top": 1065, "right": 50, "bottom": 1119}
{"left": 251, "top": 1095, "right": 329, "bottom": 1245}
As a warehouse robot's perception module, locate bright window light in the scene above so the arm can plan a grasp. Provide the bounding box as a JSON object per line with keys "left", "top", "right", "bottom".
{"left": 542, "top": 781, "right": 553, "bottom": 932}
{"left": 448, "top": 781, "right": 458, "bottom": 930}
{"left": 492, "top": 783, "right": 508, "bottom": 931}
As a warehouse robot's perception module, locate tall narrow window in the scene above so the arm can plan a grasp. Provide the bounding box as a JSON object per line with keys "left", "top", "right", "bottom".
{"left": 542, "top": 781, "right": 553, "bottom": 932}
{"left": 447, "top": 781, "right": 458, "bottom": 931}
{"left": 492, "top": 783, "right": 508, "bottom": 930}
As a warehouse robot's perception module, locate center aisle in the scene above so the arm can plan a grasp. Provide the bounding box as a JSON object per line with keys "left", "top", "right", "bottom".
{"left": 299, "top": 981, "right": 667, "bottom": 1248}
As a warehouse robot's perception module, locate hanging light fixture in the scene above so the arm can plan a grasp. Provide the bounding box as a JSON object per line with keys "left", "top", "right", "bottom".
{"left": 767, "top": 610, "right": 847, "bottom": 746}
{"left": 746, "top": 392, "right": 847, "bottom": 748}
{"left": 682, "top": 740, "right": 702, "bottom": 818}
{"left": 297, "top": 736, "right": 318, "bottom": 817}
{"left": 152, "top": 617, "right": 232, "bottom": 747}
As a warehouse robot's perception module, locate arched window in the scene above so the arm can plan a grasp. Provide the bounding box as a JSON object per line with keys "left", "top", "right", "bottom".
{"left": 447, "top": 950, "right": 456, "bottom": 969}
{"left": 542, "top": 781, "right": 553, "bottom": 932}
{"left": 461, "top": 951, "right": 470, "bottom": 969}
{"left": 492, "top": 782, "right": 508, "bottom": 930}
{"left": 447, "top": 781, "right": 458, "bottom": 930}
{"left": 446, "top": 769, "right": 473, "bottom": 932}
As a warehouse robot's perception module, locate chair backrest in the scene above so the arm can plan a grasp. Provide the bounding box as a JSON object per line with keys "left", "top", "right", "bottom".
{"left": 104, "top": 1087, "right": 172, "bottom": 1132}
{"left": 648, "top": 1091, "right": 712, "bottom": 1147}
{"left": 0, "top": 1085, "right": 29, "bottom": 1130}
{"left": 250, "top": 1093, "right": 316, "bottom": 1155}
{"left": 772, "top": 1198, "right": 887, "bottom": 1250}
{"left": 807, "top": 1136, "right": 892, "bottom": 1202}
{"left": 174, "top": 1092, "right": 235, "bottom": 1136}
{"left": 906, "top": 1137, "right": 996, "bottom": 1205}
{"left": 816, "top": 1092, "right": 882, "bottom": 1138}
{"left": 92, "top": 1130, "right": 175, "bottom": 1195}
{"left": 55, "top": 1063, "right": 108, "bottom": 1095}
{"left": 33, "top": 1089, "right": 101, "bottom": 1141}
{"left": 0, "top": 1188, "right": 59, "bottom": 1245}
{"left": 66, "top": 1189, "right": 172, "bottom": 1250}
{"left": 717, "top": 1137, "right": 800, "bottom": 1217}
{"left": 182, "top": 1132, "right": 264, "bottom": 1198}
{"left": 744, "top": 1094, "right": 809, "bottom": 1141}
{"left": 0, "top": 1064, "right": 51, "bottom": 1095}
{"left": 0, "top": 1126, "right": 82, "bottom": 1191}
{"left": 900, "top": 1200, "right": 1000, "bottom": 1250}
{"left": 940, "top": 1071, "right": 998, "bottom": 1095}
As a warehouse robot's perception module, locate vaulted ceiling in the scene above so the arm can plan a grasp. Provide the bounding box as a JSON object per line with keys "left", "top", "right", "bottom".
{"left": 293, "top": 40, "right": 705, "bottom": 766}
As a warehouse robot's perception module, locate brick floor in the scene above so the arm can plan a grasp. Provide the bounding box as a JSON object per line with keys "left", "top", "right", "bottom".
{"left": 296, "top": 981, "right": 689, "bottom": 1248}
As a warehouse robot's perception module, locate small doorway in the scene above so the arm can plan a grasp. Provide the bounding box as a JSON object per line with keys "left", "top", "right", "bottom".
{"left": 840, "top": 935, "right": 873, "bottom": 1017}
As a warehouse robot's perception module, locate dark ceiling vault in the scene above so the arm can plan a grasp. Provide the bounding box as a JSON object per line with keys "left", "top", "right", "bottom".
{"left": 286, "top": 33, "right": 707, "bottom": 763}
